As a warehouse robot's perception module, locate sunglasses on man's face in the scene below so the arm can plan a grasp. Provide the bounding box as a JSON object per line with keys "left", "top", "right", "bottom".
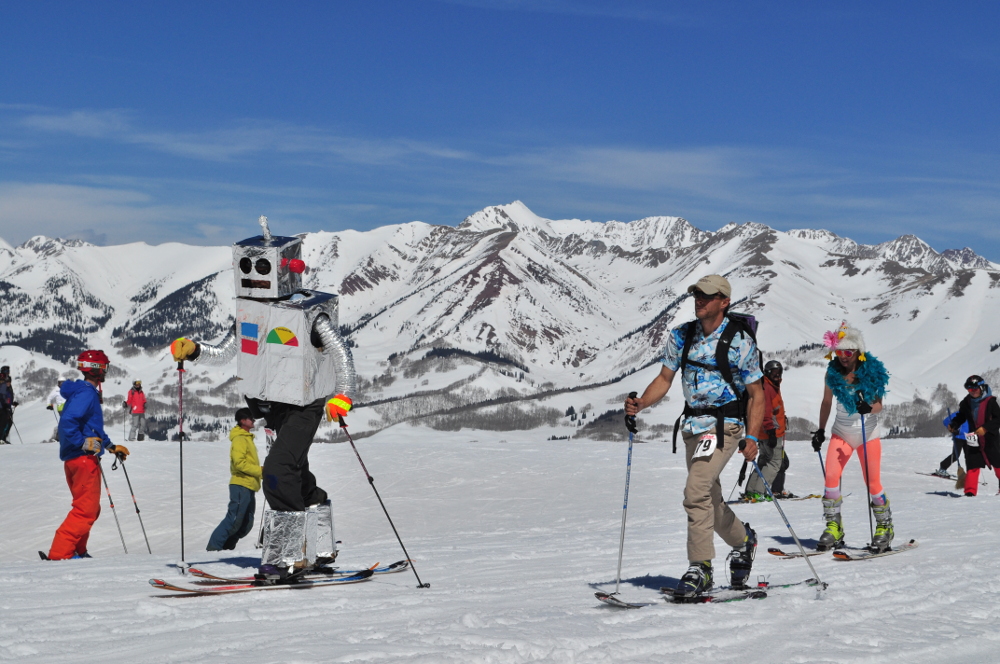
{"left": 692, "top": 290, "right": 723, "bottom": 302}
{"left": 967, "top": 386, "right": 983, "bottom": 392}
{"left": 834, "top": 349, "right": 857, "bottom": 358}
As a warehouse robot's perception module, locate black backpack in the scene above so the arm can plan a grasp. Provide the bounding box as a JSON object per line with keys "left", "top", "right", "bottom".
{"left": 671, "top": 312, "right": 761, "bottom": 453}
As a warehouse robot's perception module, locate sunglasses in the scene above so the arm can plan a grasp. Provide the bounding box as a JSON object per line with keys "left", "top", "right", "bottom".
{"left": 834, "top": 349, "right": 857, "bottom": 358}
{"left": 967, "top": 385, "right": 983, "bottom": 392}
{"left": 691, "top": 290, "right": 724, "bottom": 301}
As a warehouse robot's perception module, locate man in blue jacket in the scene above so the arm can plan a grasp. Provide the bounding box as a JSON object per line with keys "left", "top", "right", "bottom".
{"left": 46, "top": 350, "right": 130, "bottom": 560}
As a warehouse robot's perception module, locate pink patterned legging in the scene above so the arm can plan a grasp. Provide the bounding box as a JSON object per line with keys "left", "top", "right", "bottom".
{"left": 825, "top": 435, "right": 883, "bottom": 496}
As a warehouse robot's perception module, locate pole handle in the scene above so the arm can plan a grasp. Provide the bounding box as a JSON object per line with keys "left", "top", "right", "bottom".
{"left": 624, "top": 391, "right": 638, "bottom": 434}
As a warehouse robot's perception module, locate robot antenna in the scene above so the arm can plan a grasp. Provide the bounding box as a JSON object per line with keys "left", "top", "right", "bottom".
{"left": 259, "top": 215, "right": 273, "bottom": 244}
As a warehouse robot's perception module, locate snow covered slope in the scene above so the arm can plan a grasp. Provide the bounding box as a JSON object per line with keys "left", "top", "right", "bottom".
{"left": 2, "top": 201, "right": 999, "bottom": 437}
{"left": 0, "top": 429, "right": 997, "bottom": 663}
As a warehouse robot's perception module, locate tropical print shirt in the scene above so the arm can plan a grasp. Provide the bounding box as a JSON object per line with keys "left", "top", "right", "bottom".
{"left": 661, "top": 317, "right": 763, "bottom": 435}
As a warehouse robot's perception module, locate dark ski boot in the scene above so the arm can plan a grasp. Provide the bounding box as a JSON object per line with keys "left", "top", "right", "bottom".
{"left": 728, "top": 523, "right": 757, "bottom": 589}
{"left": 674, "top": 561, "right": 713, "bottom": 601}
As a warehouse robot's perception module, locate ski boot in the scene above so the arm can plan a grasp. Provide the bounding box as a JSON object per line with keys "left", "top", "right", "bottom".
{"left": 728, "top": 523, "right": 757, "bottom": 589}
{"left": 255, "top": 564, "right": 293, "bottom": 586}
{"left": 816, "top": 497, "right": 845, "bottom": 551}
{"left": 674, "top": 561, "right": 713, "bottom": 601}
{"left": 870, "top": 500, "right": 894, "bottom": 553}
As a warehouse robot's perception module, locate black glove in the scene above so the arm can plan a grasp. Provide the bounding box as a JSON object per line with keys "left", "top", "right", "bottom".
{"left": 11, "top": 401, "right": 18, "bottom": 407}
{"left": 122, "top": 401, "right": 129, "bottom": 409}
{"left": 855, "top": 392, "right": 873, "bottom": 415}
{"left": 46, "top": 404, "right": 53, "bottom": 410}
{"left": 811, "top": 429, "right": 825, "bottom": 451}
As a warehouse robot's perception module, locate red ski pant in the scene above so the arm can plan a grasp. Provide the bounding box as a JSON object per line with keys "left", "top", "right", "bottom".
{"left": 825, "top": 435, "right": 883, "bottom": 496}
{"left": 49, "top": 455, "right": 102, "bottom": 560}
{"left": 963, "top": 466, "right": 1000, "bottom": 496}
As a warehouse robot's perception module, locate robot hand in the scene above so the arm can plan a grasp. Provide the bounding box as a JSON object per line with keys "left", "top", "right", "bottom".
{"left": 170, "top": 338, "right": 199, "bottom": 362}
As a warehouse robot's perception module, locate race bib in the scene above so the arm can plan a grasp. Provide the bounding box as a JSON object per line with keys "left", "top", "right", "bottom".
{"left": 693, "top": 433, "right": 717, "bottom": 459}
{"left": 965, "top": 432, "right": 979, "bottom": 447}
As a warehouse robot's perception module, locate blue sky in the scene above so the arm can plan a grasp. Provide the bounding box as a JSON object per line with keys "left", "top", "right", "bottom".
{"left": 2, "top": 1, "right": 999, "bottom": 260}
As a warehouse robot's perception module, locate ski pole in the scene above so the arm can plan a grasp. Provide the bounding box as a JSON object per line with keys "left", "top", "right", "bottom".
{"left": 112, "top": 454, "right": 152, "bottom": 554}
{"left": 726, "top": 474, "right": 743, "bottom": 503}
{"left": 177, "top": 360, "right": 187, "bottom": 572}
{"left": 816, "top": 450, "right": 826, "bottom": 479}
{"left": 338, "top": 415, "right": 429, "bottom": 588}
{"left": 98, "top": 456, "right": 128, "bottom": 554}
{"left": 858, "top": 395, "right": 875, "bottom": 546}
{"left": 11, "top": 419, "right": 24, "bottom": 444}
{"left": 741, "top": 441, "right": 827, "bottom": 592}
{"left": 256, "top": 427, "right": 273, "bottom": 549}
{"left": 611, "top": 391, "right": 639, "bottom": 597}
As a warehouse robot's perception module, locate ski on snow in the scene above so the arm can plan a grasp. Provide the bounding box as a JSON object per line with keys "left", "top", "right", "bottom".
{"left": 831, "top": 539, "right": 918, "bottom": 560}
{"left": 915, "top": 471, "right": 984, "bottom": 484}
{"left": 597, "top": 578, "right": 820, "bottom": 607}
{"left": 150, "top": 569, "right": 374, "bottom": 595}
{"left": 188, "top": 559, "right": 410, "bottom": 583}
{"left": 769, "top": 539, "right": 918, "bottom": 560}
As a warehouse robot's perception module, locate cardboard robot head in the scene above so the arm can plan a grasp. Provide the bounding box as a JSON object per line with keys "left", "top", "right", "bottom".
{"left": 233, "top": 216, "right": 306, "bottom": 299}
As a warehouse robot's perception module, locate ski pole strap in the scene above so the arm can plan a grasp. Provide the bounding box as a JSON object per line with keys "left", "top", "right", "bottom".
{"left": 737, "top": 459, "right": 748, "bottom": 486}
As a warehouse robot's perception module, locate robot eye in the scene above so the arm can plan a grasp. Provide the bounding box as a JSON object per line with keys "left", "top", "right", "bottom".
{"left": 239, "top": 257, "right": 253, "bottom": 274}
{"left": 255, "top": 258, "right": 272, "bottom": 275}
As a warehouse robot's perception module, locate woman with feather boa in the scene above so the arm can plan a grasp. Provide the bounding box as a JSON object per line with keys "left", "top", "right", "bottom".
{"left": 810, "top": 322, "right": 893, "bottom": 552}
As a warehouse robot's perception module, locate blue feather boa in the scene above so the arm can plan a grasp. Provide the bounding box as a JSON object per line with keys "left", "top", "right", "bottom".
{"left": 825, "top": 353, "right": 889, "bottom": 415}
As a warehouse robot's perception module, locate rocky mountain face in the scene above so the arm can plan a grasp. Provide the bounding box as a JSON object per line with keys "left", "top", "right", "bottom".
{"left": 2, "top": 201, "right": 999, "bottom": 439}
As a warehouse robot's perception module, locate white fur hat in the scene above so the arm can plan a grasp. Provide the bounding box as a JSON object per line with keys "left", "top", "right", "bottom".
{"left": 823, "top": 321, "right": 867, "bottom": 360}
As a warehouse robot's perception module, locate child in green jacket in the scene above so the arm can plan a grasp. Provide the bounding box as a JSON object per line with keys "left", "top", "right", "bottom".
{"left": 207, "top": 408, "right": 262, "bottom": 551}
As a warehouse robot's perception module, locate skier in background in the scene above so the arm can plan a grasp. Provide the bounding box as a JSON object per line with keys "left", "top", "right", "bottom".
{"left": 625, "top": 274, "right": 763, "bottom": 599}
{"left": 46, "top": 379, "right": 66, "bottom": 443}
{"left": 207, "top": 408, "right": 263, "bottom": 551}
{"left": 932, "top": 411, "right": 968, "bottom": 479}
{"left": 45, "top": 351, "right": 130, "bottom": 560}
{"left": 812, "top": 322, "right": 892, "bottom": 552}
{"left": 948, "top": 375, "right": 1000, "bottom": 496}
{"left": 124, "top": 380, "right": 147, "bottom": 441}
{"left": 743, "top": 360, "right": 789, "bottom": 500}
{"left": 0, "top": 366, "right": 16, "bottom": 444}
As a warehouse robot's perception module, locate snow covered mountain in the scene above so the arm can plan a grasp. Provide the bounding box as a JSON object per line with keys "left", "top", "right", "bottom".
{"left": 2, "top": 201, "right": 999, "bottom": 439}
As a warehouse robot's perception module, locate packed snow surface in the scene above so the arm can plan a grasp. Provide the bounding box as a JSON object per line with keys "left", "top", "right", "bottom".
{"left": 1, "top": 426, "right": 998, "bottom": 663}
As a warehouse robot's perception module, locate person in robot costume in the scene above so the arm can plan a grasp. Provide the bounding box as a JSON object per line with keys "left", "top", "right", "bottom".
{"left": 170, "top": 216, "right": 357, "bottom": 578}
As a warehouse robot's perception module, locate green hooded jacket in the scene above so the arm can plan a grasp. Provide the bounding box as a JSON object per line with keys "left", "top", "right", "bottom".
{"left": 228, "top": 425, "right": 262, "bottom": 492}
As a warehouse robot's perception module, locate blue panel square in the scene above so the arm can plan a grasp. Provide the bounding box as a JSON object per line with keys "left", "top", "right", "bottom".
{"left": 240, "top": 322, "right": 259, "bottom": 338}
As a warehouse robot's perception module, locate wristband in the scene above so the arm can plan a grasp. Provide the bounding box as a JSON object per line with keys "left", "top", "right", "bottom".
{"left": 745, "top": 434, "right": 759, "bottom": 443}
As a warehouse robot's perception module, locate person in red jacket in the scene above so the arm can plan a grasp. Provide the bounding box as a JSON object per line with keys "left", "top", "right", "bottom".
{"left": 743, "top": 360, "right": 789, "bottom": 500}
{"left": 124, "top": 380, "right": 147, "bottom": 441}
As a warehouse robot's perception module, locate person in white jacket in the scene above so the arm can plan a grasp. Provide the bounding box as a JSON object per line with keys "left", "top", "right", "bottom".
{"left": 45, "top": 380, "right": 66, "bottom": 442}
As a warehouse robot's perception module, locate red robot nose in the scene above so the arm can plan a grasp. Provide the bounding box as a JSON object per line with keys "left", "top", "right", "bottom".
{"left": 281, "top": 258, "right": 306, "bottom": 273}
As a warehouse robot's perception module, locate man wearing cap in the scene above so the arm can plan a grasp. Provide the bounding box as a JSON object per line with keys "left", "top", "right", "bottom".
{"left": 124, "top": 380, "right": 147, "bottom": 441}
{"left": 625, "top": 274, "right": 764, "bottom": 600}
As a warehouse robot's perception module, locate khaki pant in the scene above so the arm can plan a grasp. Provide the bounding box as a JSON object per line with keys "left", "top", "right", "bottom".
{"left": 682, "top": 422, "right": 748, "bottom": 562}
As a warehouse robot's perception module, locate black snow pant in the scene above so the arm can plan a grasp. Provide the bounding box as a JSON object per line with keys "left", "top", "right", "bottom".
{"left": 252, "top": 397, "right": 328, "bottom": 512}
{"left": 0, "top": 407, "right": 12, "bottom": 442}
